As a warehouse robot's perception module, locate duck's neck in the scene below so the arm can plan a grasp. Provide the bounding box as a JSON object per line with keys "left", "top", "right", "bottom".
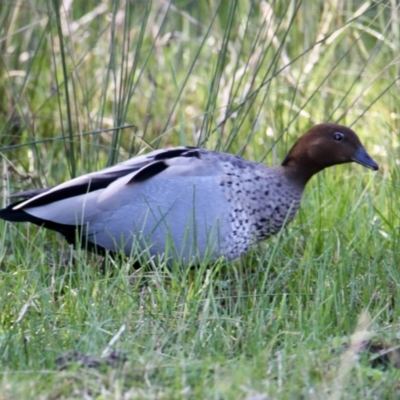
{"left": 281, "top": 162, "right": 321, "bottom": 186}
{"left": 281, "top": 145, "right": 326, "bottom": 185}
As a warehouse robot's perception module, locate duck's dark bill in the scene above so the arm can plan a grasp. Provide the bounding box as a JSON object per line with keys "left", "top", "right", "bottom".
{"left": 352, "top": 147, "right": 379, "bottom": 170}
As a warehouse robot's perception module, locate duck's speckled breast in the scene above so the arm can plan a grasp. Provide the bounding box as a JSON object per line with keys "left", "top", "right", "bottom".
{"left": 213, "top": 154, "right": 304, "bottom": 260}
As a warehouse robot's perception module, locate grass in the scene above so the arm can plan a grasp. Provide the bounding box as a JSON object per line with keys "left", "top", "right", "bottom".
{"left": 0, "top": 0, "right": 399, "bottom": 398}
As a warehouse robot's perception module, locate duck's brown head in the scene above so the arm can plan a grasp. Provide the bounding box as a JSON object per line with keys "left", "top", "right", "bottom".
{"left": 282, "top": 123, "right": 378, "bottom": 184}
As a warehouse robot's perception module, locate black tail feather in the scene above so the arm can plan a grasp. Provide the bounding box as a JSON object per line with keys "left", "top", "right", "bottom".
{"left": 0, "top": 203, "right": 114, "bottom": 255}
{"left": 0, "top": 203, "right": 76, "bottom": 243}
{"left": 0, "top": 202, "right": 31, "bottom": 222}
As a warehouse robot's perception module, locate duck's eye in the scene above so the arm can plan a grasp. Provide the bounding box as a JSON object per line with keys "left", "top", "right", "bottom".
{"left": 333, "top": 132, "right": 344, "bottom": 141}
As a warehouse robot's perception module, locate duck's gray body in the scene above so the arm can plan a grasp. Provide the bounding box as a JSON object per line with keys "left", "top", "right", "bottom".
{"left": 1, "top": 147, "right": 303, "bottom": 264}
{"left": 0, "top": 123, "right": 380, "bottom": 264}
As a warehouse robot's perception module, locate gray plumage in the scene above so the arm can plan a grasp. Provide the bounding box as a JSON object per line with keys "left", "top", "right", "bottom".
{"left": 0, "top": 123, "right": 378, "bottom": 265}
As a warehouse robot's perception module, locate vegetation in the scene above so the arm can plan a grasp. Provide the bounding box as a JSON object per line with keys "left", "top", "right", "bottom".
{"left": 0, "top": 0, "right": 398, "bottom": 398}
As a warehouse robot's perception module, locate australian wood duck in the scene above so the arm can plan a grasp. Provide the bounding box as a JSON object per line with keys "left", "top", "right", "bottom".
{"left": 0, "top": 123, "right": 378, "bottom": 264}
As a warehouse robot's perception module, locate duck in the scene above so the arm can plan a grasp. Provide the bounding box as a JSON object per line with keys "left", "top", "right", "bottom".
{"left": 0, "top": 123, "right": 378, "bottom": 265}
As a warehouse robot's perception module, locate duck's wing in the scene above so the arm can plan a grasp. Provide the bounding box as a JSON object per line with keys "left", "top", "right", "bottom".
{"left": 0, "top": 146, "right": 225, "bottom": 252}
{"left": 9, "top": 146, "right": 201, "bottom": 210}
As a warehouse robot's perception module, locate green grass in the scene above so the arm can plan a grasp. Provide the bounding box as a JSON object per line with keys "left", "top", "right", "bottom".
{"left": 0, "top": 0, "right": 399, "bottom": 398}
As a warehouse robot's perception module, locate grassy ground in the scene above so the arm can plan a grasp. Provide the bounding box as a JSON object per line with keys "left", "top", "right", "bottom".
{"left": 0, "top": 0, "right": 399, "bottom": 398}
